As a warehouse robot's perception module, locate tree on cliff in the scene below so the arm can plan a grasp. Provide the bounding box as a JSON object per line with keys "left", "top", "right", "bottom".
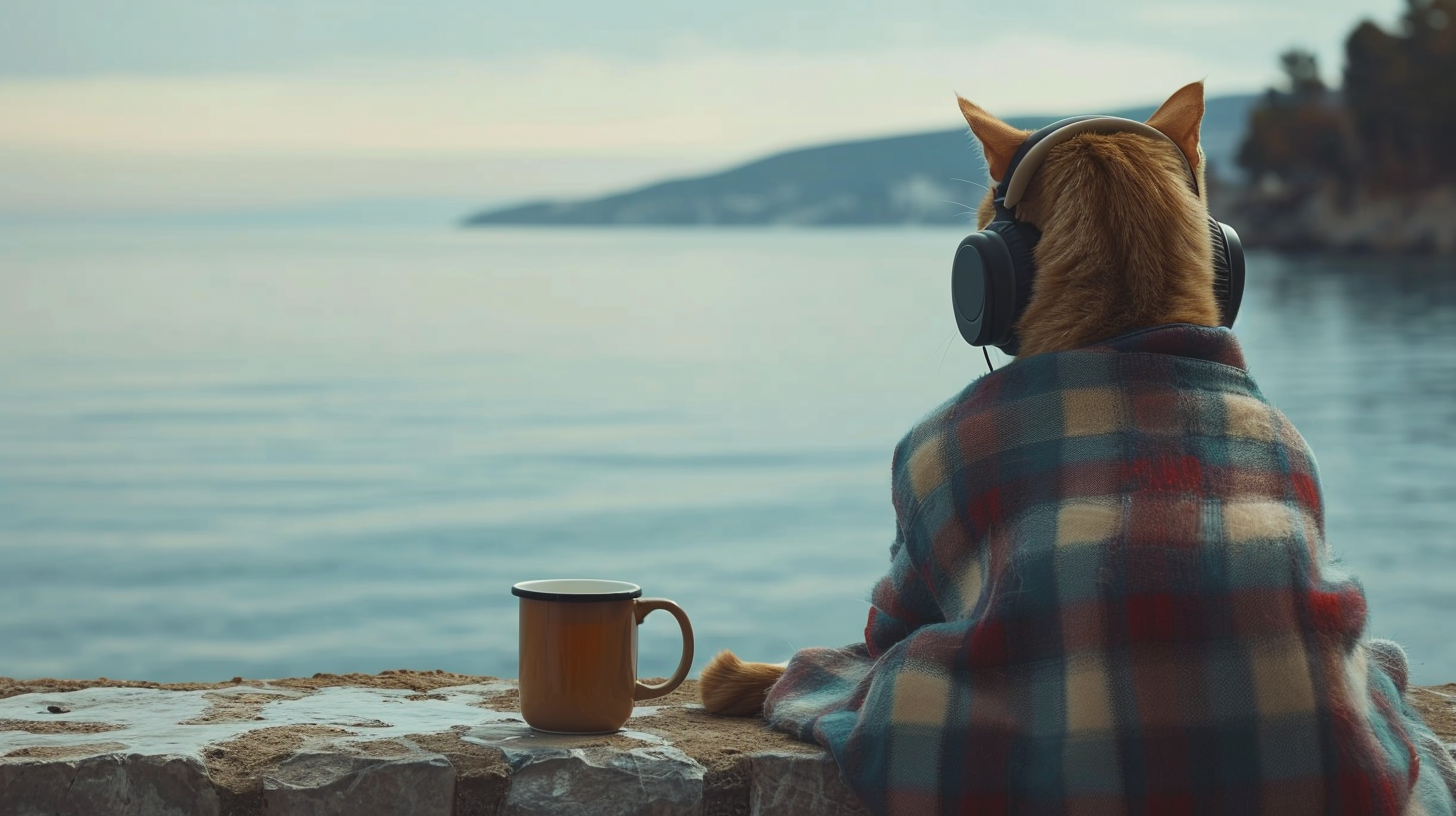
{"left": 1238, "top": 0, "right": 1456, "bottom": 193}
{"left": 1236, "top": 49, "right": 1351, "bottom": 191}
{"left": 1344, "top": 0, "right": 1456, "bottom": 189}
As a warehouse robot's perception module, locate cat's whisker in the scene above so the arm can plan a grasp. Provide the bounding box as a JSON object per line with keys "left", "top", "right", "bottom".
{"left": 944, "top": 200, "right": 981, "bottom": 220}
{"left": 951, "top": 177, "right": 990, "bottom": 192}
{"left": 938, "top": 329, "right": 956, "bottom": 372}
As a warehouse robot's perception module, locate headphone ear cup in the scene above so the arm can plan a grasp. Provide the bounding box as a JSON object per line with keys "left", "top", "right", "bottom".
{"left": 951, "top": 229, "right": 1017, "bottom": 347}
{"left": 1208, "top": 216, "right": 1245, "bottom": 328}
{"left": 982, "top": 219, "right": 1041, "bottom": 352}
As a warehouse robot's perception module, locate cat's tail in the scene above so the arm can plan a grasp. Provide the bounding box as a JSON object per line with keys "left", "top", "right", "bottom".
{"left": 699, "top": 650, "right": 786, "bottom": 717}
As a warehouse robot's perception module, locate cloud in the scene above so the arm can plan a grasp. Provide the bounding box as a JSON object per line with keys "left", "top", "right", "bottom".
{"left": 0, "top": 36, "right": 1277, "bottom": 214}
{"left": 1133, "top": 2, "right": 1309, "bottom": 27}
{"left": 0, "top": 150, "right": 719, "bottom": 216}
{"left": 0, "top": 37, "right": 1268, "bottom": 159}
{"left": 1130, "top": 0, "right": 1359, "bottom": 84}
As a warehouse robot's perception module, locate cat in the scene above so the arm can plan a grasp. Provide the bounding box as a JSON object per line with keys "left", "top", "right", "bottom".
{"left": 701, "top": 80, "right": 1220, "bottom": 716}
{"left": 699, "top": 81, "right": 1456, "bottom": 816}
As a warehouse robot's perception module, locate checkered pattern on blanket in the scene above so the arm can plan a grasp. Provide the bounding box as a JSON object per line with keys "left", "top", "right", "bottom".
{"left": 764, "top": 324, "right": 1456, "bottom": 816}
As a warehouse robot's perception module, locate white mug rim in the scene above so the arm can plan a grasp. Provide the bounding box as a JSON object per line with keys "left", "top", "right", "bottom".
{"left": 512, "top": 579, "right": 642, "bottom": 602}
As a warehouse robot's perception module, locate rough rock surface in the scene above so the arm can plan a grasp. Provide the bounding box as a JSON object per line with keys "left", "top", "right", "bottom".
{"left": 0, "top": 752, "right": 221, "bottom": 816}
{"left": 0, "top": 675, "right": 826, "bottom": 816}
{"left": 499, "top": 743, "right": 704, "bottom": 816}
{"left": 264, "top": 749, "right": 456, "bottom": 816}
{"left": 1221, "top": 181, "right": 1456, "bottom": 254}
{"left": 0, "top": 673, "right": 1452, "bottom": 816}
{"left": 750, "top": 752, "right": 869, "bottom": 816}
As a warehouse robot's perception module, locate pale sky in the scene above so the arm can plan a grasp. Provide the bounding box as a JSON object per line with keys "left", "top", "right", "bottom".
{"left": 0, "top": 0, "right": 1409, "bottom": 218}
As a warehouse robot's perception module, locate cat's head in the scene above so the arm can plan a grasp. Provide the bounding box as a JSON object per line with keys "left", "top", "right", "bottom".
{"left": 957, "top": 82, "right": 1222, "bottom": 357}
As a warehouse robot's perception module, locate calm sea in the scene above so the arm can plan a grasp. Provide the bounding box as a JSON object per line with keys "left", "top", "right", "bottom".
{"left": 2, "top": 227, "right": 1454, "bottom": 684}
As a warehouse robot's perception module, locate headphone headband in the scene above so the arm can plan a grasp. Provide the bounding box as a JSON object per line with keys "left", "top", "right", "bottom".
{"left": 996, "top": 116, "right": 1200, "bottom": 209}
{"left": 952, "top": 112, "right": 1243, "bottom": 355}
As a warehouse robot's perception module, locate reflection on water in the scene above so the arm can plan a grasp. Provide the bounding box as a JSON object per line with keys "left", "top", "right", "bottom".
{"left": 1237, "top": 253, "right": 1456, "bottom": 684}
{"left": 0, "top": 228, "right": 1453, "bottom": 684}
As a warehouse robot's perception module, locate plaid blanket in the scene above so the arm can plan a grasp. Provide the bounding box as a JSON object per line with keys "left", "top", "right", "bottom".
{"left": 764, "top": 324, "right": 1456, "bottom": 816}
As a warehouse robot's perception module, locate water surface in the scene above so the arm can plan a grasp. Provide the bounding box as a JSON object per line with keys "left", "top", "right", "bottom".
{"left": 2, "top": 227, "right": 1453, "bottom": 683}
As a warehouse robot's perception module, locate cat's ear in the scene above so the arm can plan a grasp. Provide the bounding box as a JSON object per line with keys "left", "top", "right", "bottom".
{"left": 958, "top": 96, "right": 1030, "bottom": 182}
{"left": 1145, "top": 81, "right": 1206, "bottom": 176}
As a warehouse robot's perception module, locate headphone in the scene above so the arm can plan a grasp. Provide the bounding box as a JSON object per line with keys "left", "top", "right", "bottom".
{"left": 950, "top": 115, "right": 1245, "bottom": 356}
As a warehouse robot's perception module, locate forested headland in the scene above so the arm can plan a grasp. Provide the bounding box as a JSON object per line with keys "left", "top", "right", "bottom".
{"left": 1226, "top": 0, "right": 1456, "bottom": 253}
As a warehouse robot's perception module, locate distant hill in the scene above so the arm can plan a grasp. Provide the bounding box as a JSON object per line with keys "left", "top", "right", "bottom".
{"left": 465, "top": 94, "right": 1259, "bottom": 227}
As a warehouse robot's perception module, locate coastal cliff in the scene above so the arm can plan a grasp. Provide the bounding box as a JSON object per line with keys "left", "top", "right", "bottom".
{"left": 1217, "top": 181, "right": 1456, "bottom": 255}
{"left": 462, "top": 95, "right": 1258, "bottom": 230}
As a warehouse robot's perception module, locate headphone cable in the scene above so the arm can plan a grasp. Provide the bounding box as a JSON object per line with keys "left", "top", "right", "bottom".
{"left": 983, "top": 347, "right": 995, "bottom": 373}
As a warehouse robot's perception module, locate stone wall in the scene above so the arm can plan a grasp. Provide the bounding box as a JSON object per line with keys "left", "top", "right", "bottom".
{"left": 0, "top": 673, "right": 866, "bottom": 816}
{"left": 1, "top": 672, "right": 1453, "bottom": 816}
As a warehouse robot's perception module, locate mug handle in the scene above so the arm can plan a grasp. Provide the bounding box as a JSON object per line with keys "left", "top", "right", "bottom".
{"left": 632, "top": 598, "right": 695, "bottom": 701}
